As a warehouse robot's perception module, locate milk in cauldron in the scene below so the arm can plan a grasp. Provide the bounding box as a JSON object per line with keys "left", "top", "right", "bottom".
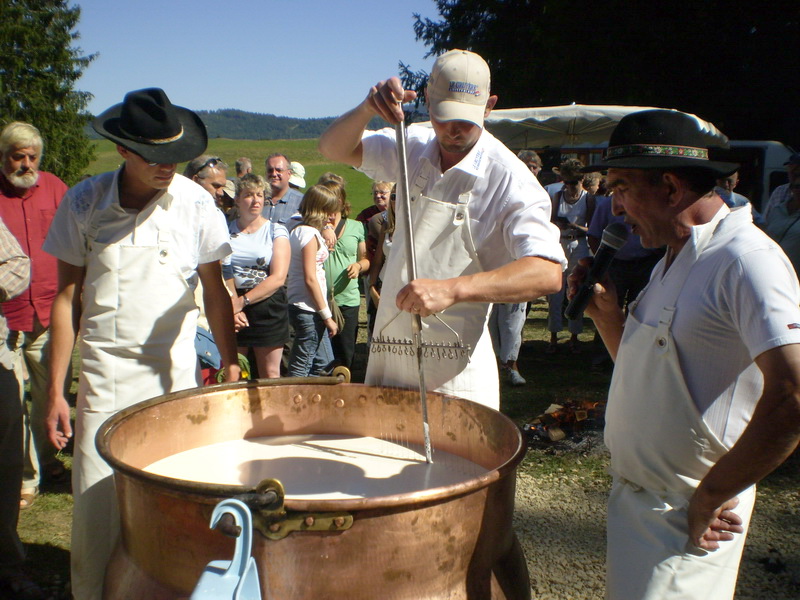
{"left": 144, "top": 434, "right": 488, "bottom": 500}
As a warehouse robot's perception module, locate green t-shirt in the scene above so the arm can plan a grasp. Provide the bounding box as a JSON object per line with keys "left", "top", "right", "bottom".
{"left": 324, "top": 219, "right": 366, "bottom": 307}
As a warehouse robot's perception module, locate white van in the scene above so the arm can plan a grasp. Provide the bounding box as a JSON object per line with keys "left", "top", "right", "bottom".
{"left": 726, "top": 141, "right": 794, "bottom": 211}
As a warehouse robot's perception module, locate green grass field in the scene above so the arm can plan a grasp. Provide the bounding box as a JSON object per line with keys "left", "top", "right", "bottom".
{"left": 87, "top": 138, "right": 378, "bottom": 216}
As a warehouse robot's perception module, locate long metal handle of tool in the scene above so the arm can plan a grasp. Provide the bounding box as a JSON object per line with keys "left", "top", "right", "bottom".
{"left": 395, "top": 118, "right": 433, "bottom": 464}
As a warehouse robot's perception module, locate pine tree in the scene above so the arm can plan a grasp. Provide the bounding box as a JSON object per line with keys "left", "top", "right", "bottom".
{"left": 0, "top": 0, "right": 97, "bottom": 185}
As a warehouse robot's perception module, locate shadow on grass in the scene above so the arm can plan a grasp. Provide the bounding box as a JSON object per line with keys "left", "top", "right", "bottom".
{"left": 20, "top": 543, "right": 71, "bottom": 600}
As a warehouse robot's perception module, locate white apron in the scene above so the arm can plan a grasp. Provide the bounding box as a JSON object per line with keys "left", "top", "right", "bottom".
{"left": 605, "top": 212, "right": 754, "bottom": 600}
{"left": 366, "top": 170, "right": 498, "bottom": 408}
{"left": 71, "top": 201, "right": 200, "bottom": 600}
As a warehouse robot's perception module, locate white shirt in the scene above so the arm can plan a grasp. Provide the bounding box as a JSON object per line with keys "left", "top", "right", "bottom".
{"left": 764, "top": 202, "right": 800, "bottom": 276}
{"left": 222, "top": 219, "right": 289, "bottom": 289}
{"left": 287, "top": 224, "right": 329, "bottom": 312}
{"left": 632, "top": 206, "right": 800, "bottom": 446}
{"left": 359, "top": 126, "right": 566, "bottom": 272}
{"left": 762, "top": 182, "right": 792, "bottom": 222}
{"left": 544, "top": 181, "right": 564, "bottom": 200}
{"left": 44, "top": 171, "right": 231, "bottom": 289}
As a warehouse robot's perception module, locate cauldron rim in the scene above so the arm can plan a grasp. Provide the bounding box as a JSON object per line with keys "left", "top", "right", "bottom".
{"left": 96, "top": 378, "right": 527, "bottom": 511}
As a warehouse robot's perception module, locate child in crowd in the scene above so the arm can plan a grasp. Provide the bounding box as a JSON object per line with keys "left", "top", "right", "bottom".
{"left": 286, "top": 184, "right": 340, "bottom": 376}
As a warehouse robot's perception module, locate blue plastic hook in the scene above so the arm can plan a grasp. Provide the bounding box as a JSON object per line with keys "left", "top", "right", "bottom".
{"left": 190, "top": 498, "right": 263, "bottom": 600}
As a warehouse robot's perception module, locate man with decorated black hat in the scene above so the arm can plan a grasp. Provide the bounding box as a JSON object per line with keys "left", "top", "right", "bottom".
{"left": 42, "top": 88, "right": 241, "bottom": 600}
{"left": 569, "top": 109, "right": 800, "bottom": 599}
{"left": 319, "top": 49, "right": 565, "bottom": 409}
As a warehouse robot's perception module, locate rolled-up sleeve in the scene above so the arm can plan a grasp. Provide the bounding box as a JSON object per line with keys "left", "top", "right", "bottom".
{"left": 487, "top": 176, "right": 566, "bottom": 272}
{"left": 0, "top": 218, "right": 30, "bottom": 302}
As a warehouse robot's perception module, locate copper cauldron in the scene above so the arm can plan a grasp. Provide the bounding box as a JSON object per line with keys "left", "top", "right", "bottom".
{"left": 97, "top": 377, "right": 530, "bottom": 599}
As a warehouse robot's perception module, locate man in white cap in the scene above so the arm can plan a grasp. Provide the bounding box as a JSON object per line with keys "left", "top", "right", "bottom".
{"left": 43, "top": 88, "right": 241, "bottom": 600}
{"left": 288, "top": 160, "right": 306, "bottom": 190}
{"left": 319, "top": 49, "right": 565, "bottom": 409}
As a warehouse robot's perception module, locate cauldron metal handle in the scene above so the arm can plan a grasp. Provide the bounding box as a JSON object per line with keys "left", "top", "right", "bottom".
{"left": 228, "top": 479, "right": 354, "bottom": 541}
{"left": 216, "top": 489, "right": 279, "bottom": 538}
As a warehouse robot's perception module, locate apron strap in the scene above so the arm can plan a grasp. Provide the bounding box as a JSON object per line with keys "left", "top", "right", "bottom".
{"left": 453, "top": 192, "right": 470, "bottom": 226}
{"left": 635, "top": 208, "right": 730, "bottom": 350}
{"left": 410, "top": 168, "right": 429, "bottom": 202}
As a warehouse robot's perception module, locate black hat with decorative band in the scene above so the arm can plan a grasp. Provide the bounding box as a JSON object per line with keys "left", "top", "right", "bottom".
{"left": 582, "top": 109, "right": 738, "bottom": 176}
{"left": 92, "top": 88, "right": 208, "bottom": 164}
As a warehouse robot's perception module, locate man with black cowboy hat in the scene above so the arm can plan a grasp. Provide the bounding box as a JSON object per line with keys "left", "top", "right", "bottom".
{"left": 569, "top": 109, "right": 800, "bottom": 600}
{"left": 319, "top": 49, "right": 565, "bottom": 410}
{"left": 43, "top": 88, "right": 241, "bottom": 600}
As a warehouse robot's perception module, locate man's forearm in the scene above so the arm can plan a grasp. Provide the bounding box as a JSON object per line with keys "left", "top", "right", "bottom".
{"left": 397, "top": 256, "right": 563, "bottom": 318}
{"left": 587, "top": 308, "right": 626, "bottom": 361}
{"left": 318, "top": 102, "right": 374, "bottom": 167}
{"left": 694, "top": 345, "right": 800, "bottom": 508}
{"left": 203, "top": 282, "right": 239, "bottom": 369}
{"left": 451, "top": 256, "right": 562, "bottom": 304}
{"left": 48, "top": 296, "right": 78, "bottom": 397}
{"left": 48, "top": 263, "right": 84, "bottom": 397}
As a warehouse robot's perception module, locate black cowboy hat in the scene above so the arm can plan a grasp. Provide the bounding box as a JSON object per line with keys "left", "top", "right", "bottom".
{"left": 582, "top": 109, "right": 738, "bottom": 176}
{"left": 92, "top": 88, "right": 207, "bottom": 164}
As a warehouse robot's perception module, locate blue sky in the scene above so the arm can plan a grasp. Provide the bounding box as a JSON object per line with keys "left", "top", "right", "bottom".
{"left": 74, "top": 0, "right": 440, "bottom": 118}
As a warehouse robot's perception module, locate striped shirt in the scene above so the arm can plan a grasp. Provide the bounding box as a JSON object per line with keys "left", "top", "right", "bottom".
{"left": 0, "top": 217, "right": 30, "bottom": 369}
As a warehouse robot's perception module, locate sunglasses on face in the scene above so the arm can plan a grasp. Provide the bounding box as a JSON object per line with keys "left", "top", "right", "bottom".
{"left": 198, "top": 157, "right": 222, "bottom": 172}
{"left": 128, "top": 148, "right": 179, "bottom": 167}
{"left": 129, "top": 150, "right": 159, "bottom": 167}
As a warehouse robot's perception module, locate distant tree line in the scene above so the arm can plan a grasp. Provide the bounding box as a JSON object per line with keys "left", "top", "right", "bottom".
{"left": 195, "top": 110, "right": 391, "bottom": 140}
{"left": 196, "top": 110, "right": 335, "bottom": 140}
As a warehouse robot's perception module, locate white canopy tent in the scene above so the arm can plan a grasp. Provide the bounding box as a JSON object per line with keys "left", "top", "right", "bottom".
{"left": 413, "top": 104, "right": 729, "bottom": 150}
{"left": 482, "top": 104, "right": 729, "bottom": 149}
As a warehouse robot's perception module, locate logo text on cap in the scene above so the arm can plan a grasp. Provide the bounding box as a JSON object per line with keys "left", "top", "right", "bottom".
{"left": 448, "top": 81, "right": 481, "bottom": 96}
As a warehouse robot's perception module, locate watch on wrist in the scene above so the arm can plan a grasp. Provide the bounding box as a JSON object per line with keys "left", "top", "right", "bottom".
{"left": 243, "top": 294, "right": 251, "bottom": 306}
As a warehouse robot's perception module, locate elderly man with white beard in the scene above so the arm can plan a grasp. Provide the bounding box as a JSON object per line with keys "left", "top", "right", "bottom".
{"left": 0, "top": 122, "right": 68, "bottom": 513}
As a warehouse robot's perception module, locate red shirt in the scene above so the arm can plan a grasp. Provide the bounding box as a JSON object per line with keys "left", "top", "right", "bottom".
{"left": 355, "top": 205, "right": 381, "bottom": 224}
{"left": 0, "top": 171, "right": 67, "bottom": 331}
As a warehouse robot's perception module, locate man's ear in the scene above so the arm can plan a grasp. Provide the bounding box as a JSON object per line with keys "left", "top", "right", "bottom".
{"left": 484, "top": 95, "right": 498, "bottom": 116}
{"left": 662, "top": 172, "right": 685, "bottom": 207}
{"left": 116, "top": 145, "right": 130, "bottom": 160}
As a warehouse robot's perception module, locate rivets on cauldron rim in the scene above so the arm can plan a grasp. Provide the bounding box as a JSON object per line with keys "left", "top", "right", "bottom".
{"left": 304, "top": 516, "right": 315, "bottom": 527}
{"left": 333, "top": 517, "right": 346, "bottom": 528}
{"left": 293, "top": 394, "right": 303, "bottom": 404}
{"left": 358, "top": 394, "right": 367, "bottom": 405}
{"left": 335, "top": 398, "right": 345, "bottom": 408}
{"left": 311, "top": 394, "right": 322, "bottom": 404}
{"left": 269, "top": 523, "right": 281, "bottom": 533}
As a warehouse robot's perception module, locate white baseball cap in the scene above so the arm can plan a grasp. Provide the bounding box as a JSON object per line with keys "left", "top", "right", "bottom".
{"left": 289, "top": 161, "right": 306, "bottom": 188}
{"left": 427, "top": 49, "right": 491, "bottom": 128}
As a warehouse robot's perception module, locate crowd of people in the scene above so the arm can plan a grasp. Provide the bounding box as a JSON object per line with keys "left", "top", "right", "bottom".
{"left": 0, "top": 47, "right": 797, "bottom": 600}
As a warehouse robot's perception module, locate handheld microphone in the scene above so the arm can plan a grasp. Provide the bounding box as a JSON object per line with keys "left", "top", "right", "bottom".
{"left": 564, "top": 222, "right": 629, "bottom": 320}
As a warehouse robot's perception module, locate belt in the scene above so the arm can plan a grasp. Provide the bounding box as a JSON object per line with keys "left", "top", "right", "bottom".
{"left": 561, "top": 232, "right": 585, "bottom": 241}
